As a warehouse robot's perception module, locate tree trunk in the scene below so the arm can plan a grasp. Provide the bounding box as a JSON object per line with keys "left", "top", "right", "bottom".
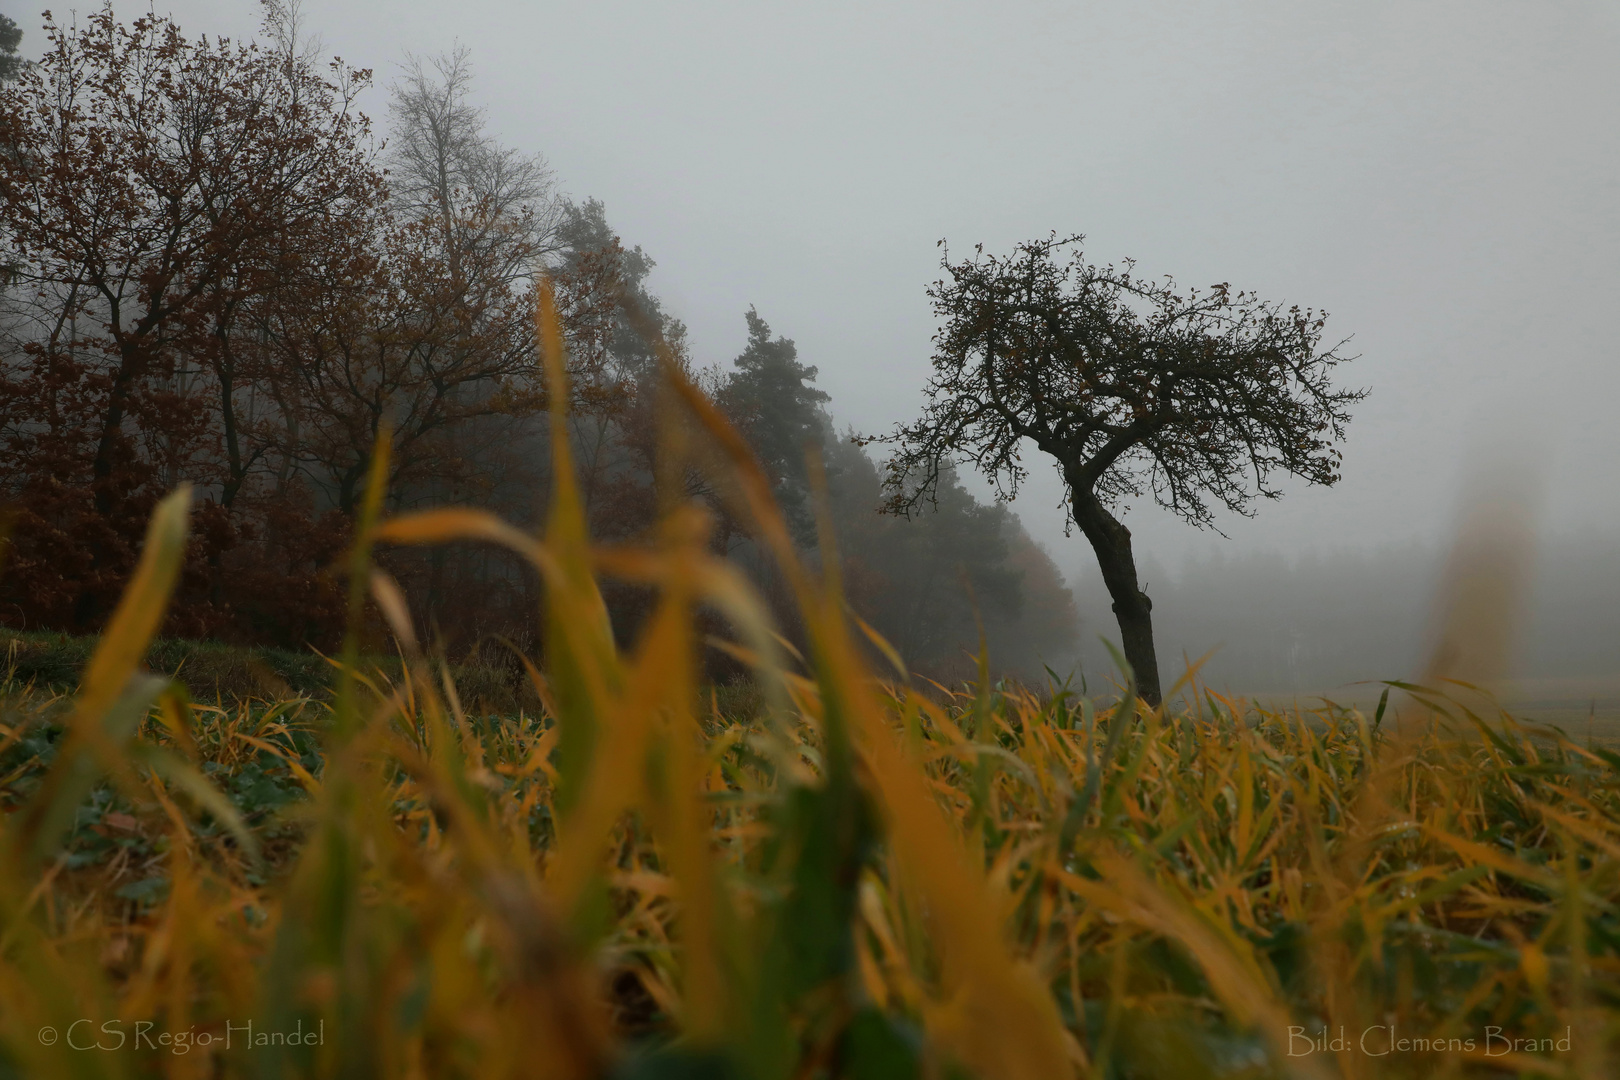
{"left": 1066, "top": 478, "right": 1163, "bottom": 706}
{"left": 90, "top": 338, "right": 147, "bottom": 518}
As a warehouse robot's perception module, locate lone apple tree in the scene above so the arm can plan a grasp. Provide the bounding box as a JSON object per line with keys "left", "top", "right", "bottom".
{"left": 876, "top": 236, "right": 1364, "bottom": 705}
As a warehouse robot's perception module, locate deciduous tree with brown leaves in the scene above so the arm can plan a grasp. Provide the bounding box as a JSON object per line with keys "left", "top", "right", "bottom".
{"left": 0, "top": 6, "right": 382, "bottom": 634}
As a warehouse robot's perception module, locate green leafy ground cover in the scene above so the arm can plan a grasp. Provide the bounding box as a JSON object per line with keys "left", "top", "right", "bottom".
{"left": 0, "top": 629, "right": 535, "bottom": 710}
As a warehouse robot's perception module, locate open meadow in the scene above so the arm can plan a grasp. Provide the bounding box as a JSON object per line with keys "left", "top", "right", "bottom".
{"left": 1242, "top": 679, "right": 1620, "bottom": 750}
{"left": 2, "top": 320, "right": 1617, "bottom": 1079}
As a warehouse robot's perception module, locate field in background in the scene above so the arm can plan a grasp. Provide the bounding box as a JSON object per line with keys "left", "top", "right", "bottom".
{"left": 1066, "top": 534, "right": 1620, "bottom": 702}
{"left": 2, "top": 313, "right": 1617, "bottom": 1078}
{"left": 11, "top": 633, "right": 1615, "bottom": 743}
{"left": 0, "top": 629, "right": 539, "bottom": 713}
{"left": 1236, "top": 676, "right": 1620, "bottom": 746}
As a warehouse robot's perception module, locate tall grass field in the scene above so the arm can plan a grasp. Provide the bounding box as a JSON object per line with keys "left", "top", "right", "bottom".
{"left": 1, "top": 293, "right": 1615, "bottom": 1078}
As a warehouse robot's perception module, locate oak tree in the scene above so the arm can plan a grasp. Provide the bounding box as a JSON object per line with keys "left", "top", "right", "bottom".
{"left": 0, "top": 6, "right": 379, "bottom": 631}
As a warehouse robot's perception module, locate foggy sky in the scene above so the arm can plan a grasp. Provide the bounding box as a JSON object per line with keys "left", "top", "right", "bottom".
{"left": 26, "top": 1, "right": 1620, "bottom": 589}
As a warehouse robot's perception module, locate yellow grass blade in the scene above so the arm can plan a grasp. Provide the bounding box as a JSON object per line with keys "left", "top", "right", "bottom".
{"left": 76, "top": 486, "right": 193, "bottom": 725}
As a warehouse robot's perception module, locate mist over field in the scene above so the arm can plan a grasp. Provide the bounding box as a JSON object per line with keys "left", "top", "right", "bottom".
{"left": 6, "top": 1, "right": 1616, "bottom": 696}
{"left": 1063, "top": 530, "right": 1620, "bottom": 698}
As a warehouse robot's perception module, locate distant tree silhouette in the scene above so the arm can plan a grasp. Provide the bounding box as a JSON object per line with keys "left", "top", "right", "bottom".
{"left": 0, "top": 15, "right": 25, "bottom": 83}
{"left": 875, "top": 236, "right": 1364, "bottom": 704}
{"left": 826, "top": 434, "right": 1079, "bottom": 681}
{"left": 718, "top": 308, "right": 830, "bottom": 536}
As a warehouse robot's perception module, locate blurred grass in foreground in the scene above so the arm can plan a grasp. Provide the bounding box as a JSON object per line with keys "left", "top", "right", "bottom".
{"left": 0, "top": 286, "right": 1616, "bottom": 1078}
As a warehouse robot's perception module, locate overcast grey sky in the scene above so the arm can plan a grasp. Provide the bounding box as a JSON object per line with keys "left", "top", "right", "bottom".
{"left": 27, "top": 0, "right": 1620, "bottom": 582}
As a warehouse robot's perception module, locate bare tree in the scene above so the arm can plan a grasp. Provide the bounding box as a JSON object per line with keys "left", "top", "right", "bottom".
{"left": 875, "top": 236, "right": 1365, "bottom": 705}
{"left": 387, "top": 46, "right": 561, "bottom": 283}
{"left": 262, "top": 213, "right": 542, "bottom": 517}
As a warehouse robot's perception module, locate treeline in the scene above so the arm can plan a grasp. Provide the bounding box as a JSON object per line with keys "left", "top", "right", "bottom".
{"left": 0, "top": 6, "right": 1077, "bottom": 680}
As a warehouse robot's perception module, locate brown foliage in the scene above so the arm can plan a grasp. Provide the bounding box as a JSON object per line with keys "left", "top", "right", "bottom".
{"left": 0, "top": 9, "right": 1079, "bottom": 683}
{"left": 0, "top": 10, "right": 564, "bottom": 650}
{"left": 0, "top": 8, "right": 378, "bottom": 640}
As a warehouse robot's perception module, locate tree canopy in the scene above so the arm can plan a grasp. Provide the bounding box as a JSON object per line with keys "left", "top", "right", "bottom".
{"left": 877, "top": 235, "right": 1364, "bottom": 702}
{"left": 0, "top": 15, "right": 25, "bottom": 83}
{"left": 719, "top": 308, "right": 830, "bottom": 531}
{"left": 0, "top": 7, "right": 1080, "bottom": 677}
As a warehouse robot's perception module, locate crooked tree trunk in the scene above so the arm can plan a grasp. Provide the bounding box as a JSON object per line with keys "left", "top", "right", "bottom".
{"left": 1066, "top": 479, "right": 1163, "bottom": 706}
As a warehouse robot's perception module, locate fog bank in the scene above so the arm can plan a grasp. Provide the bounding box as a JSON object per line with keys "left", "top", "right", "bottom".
{"left": 1063, "top": 530, "right": 1619, "bottom": 696}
